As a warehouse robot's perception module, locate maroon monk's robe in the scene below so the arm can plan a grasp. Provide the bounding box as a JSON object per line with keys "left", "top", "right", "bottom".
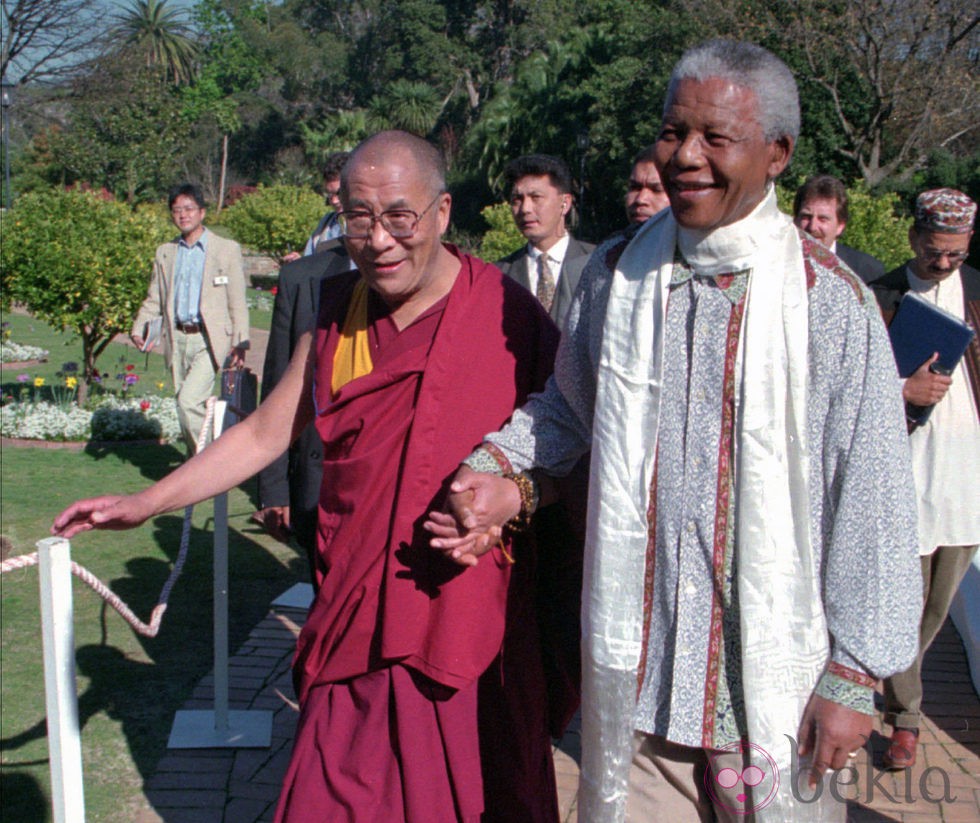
{"left": 275, "top": 247, "right": 564, "bottom": 823}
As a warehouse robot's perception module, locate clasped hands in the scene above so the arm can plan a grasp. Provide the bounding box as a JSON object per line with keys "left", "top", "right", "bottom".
{"left": 425, "top": 466, "right": 522, "bottom": 566}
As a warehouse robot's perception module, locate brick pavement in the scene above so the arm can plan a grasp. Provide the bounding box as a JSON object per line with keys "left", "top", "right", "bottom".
{"left": 136, "top": 602, "right": 979, "bottom": 823}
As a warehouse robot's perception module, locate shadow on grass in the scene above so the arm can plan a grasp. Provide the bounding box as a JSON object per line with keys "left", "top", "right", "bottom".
{"left": 99, "top": 515, "right": 306, "bottom": 784}
{"left": 0, "top": 771, "right": 48, "bottom": 823}
{"left": 82, "top": 441, "right": 185, "bottom": 484}
{"left": 0, "top": 507, "right": 307, "bottom": 820}
{"left": 81, "top": 441, "right": 265, "bottom": 511}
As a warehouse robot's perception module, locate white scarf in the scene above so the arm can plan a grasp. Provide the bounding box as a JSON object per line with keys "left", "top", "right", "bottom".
{"left": 580, "top": 189, "right": 837, "bottom": 821}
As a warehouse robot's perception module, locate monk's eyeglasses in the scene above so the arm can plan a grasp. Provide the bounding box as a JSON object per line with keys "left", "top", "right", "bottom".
{"left": 339, "top": 193, "right": 442, "bottom": 239}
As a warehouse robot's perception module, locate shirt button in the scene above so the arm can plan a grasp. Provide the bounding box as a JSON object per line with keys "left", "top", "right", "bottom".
{"left": 686, "top": 521, "right": 696, "bottom": 534}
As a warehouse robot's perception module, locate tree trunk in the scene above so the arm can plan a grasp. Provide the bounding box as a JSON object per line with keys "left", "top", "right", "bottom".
{"left": 217, "top": 133, "right": 229, "bottom": 215}
{"left": 79, "top": 335, "right": 94, "bottom": 407}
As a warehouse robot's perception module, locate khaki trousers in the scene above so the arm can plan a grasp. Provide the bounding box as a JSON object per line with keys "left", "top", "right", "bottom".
{"left": 172, "top": 328, "right": 216, "bottom": 454}
{"left": 627, "top": 734, "right": 753, "bottom": 822}
{"left": 883, "top": 545, "right": 977, "bottom": 729}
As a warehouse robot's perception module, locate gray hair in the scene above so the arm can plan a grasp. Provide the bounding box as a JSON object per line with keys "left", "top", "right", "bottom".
{"left": 666, "top": 40, "right": 800, "bottom": 143}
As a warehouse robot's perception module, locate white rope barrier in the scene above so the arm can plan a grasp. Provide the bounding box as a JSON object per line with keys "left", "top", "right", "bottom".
{"left": 0, "top": 398, "right": 217, "bottom": 637}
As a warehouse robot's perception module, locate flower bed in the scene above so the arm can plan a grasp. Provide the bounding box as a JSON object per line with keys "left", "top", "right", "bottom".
{"left": 247, "top": 292, "right": 274, "bottom": 312}
{"left": 0, "top": 395, "right": 181, "bottom": 443}
{"left": 0, "top": 341, "right": 49, "bottom": 363}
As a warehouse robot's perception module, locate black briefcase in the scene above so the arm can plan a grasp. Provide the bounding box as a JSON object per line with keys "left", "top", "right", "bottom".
{"left": 220, "top": 366, "right": 258, "bottom": 428}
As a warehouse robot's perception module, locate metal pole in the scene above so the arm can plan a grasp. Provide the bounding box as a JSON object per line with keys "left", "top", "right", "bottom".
{"left": 37, "top": 537, "right": 86, "bottom": 823}
{"left": 1, "top": 78, "right": 12, "bottom": 210}
{"left": 168, "top": 398, "right": 272, "bottom": 749}
{"left": 213, "top": 491, "right": 230, "bottom": 732}
{"left": 1, "top": 88, "right": 11, "bottom": 210}
{"left": 2, "top": 110, "right": 9, "bottom": 210}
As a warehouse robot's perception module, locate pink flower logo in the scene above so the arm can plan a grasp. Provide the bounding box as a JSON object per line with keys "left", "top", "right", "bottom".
{"left": 704, "top": 740, "right": 780, "bottom": 815}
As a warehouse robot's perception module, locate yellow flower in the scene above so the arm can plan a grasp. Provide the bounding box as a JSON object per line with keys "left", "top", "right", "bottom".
{"left": 65, "top": 376, "right": 78, "bottom": 389}
{"left": 33, "top": 377, "right": 45, "bottom": 387}
{"left": 156, "top": 381, "right": 165, "bottom": 390}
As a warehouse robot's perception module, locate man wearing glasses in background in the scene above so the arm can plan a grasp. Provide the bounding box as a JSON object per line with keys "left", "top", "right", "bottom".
{"left": 131, "top": 183, "right": 249, "bottom": 453}
{"left": 57, "top": 132, "right": 567, "bottom": 821}
{"left": 281, "top": 152, "right": 351, "bottom": 262}
{"left": 869, "top": 188, "right": 979, "bottom": 771}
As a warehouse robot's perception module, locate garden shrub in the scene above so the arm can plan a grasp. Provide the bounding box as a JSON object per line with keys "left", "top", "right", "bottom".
{"left": 218, "top": 184, "right": 326, "bottom": 259}
{"left": 840, "top": 188, "right": 912, "bottom": 270}
{"left": 778, "top": 181, "right": 912, "bottom": 270}
{"left": 478, "top": 202, "right": 524, "bottom": 262}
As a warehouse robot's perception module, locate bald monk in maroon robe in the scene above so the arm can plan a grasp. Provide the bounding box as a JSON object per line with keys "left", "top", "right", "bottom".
{"left": 52, "top": 130, "right": 569, "bottom": 822}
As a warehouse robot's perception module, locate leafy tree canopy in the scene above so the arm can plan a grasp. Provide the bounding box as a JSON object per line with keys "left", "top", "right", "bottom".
{"left": 0, "top": 188, "right": 173, "bottom": 400}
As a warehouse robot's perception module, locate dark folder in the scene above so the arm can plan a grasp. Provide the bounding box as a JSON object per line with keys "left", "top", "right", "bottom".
{"left": 888, "top": 291, "right": 975, "bottom": 377}
{"left": 888, "top": 291, "right": 975, "bottom": 426}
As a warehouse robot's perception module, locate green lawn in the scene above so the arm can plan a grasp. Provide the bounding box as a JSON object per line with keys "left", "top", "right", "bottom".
{"left": 0, "top": 445, "right": 309, "bottom": 822}
{"left": 1, "top": 313, "right": 174, "bottom": 404}
{"left": 246, "top": 286, "right": 273, "bottom": 332}
{"left": 1, "top": 310, "right": 302, "bottom": 821}
{"left": 2, "top": 302, "right": 271, "bottom": 403}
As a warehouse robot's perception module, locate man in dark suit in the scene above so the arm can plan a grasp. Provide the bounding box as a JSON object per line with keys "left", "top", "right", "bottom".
{"left": 869, "top": 188, "right": 979, "bottom": 771}
{"left": 254, "top": 242, "right": 351, "bottom": 579}
{"left": 495, "top": 154, "right": 595, "bottom": 326}
{"left": 793, "top": 174, "right": 885, "bottom": 283}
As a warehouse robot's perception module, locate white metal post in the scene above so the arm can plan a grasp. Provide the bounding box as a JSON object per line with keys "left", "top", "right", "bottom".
{"left": 36, "top": 537, "right": 86, "bottom": 823}
{"left": 168, "top": 398, "right": 272, "bottom": 749}
{"left": 213, "top": 490, "right": 230, "bottom": 732}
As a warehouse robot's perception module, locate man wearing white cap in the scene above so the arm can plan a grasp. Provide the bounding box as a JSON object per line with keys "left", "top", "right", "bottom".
{"left": 870, "top": 187, "right": 980, "bottom": 770}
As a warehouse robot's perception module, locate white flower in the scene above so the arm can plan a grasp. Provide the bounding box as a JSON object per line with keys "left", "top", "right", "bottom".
{"left": 0, "top": 341, "right": 49, "bottom": 363}
{"left": 0, "top": 396, "right": 181, "bottom": 442}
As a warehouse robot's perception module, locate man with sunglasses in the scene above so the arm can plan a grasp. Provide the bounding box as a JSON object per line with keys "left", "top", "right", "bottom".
{"left": 870, "top": 188, "right": 979, "bottom": 771}
{"left": 54, "top": 131, "right": 565, "bottom": 822}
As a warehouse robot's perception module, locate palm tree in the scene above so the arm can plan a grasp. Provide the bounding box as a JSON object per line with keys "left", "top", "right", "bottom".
{"left": 369, "top": 81, "right": 444, "bottom": 137}
{"left": 114, "top": 0, "right": 199, "bottom": 85}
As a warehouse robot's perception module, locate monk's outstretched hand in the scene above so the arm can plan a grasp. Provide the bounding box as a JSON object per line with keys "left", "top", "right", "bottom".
{"left": 52, "top": 494, "right": 154, "bottom": 540}
{"left": 424, "top": 466, "right": 521, "bottom": 566}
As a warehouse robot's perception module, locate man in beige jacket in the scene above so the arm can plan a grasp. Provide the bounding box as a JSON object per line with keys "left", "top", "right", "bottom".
{"left": 132, "top": 184, "right": 249, "bottom": 452}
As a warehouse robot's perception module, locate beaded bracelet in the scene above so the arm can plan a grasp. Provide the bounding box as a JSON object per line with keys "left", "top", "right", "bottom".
{"left": 504, "top": 471, "right": 538, "bottom": 533}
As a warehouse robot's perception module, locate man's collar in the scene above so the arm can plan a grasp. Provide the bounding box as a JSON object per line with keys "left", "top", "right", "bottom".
{"left": 907, "top": 264, "right": 959, "bottom": 293}
{"left": 528, "top": 233, "right": 570, "bottom": 265}
{"left": 179, "top": 227, "right": 208, "bottom": 249}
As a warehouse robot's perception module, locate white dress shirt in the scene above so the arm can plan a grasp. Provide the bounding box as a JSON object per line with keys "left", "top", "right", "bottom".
{"left": 906, "top": 267, "right": 980, "bottom": 554}
{"left": 525, "top": 234, "right": 570, "bottom": 294}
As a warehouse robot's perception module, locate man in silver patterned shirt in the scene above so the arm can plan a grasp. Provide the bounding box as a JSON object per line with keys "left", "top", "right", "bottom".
{"left": 426, "top": 40, "right": 921, "bottom": 823}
